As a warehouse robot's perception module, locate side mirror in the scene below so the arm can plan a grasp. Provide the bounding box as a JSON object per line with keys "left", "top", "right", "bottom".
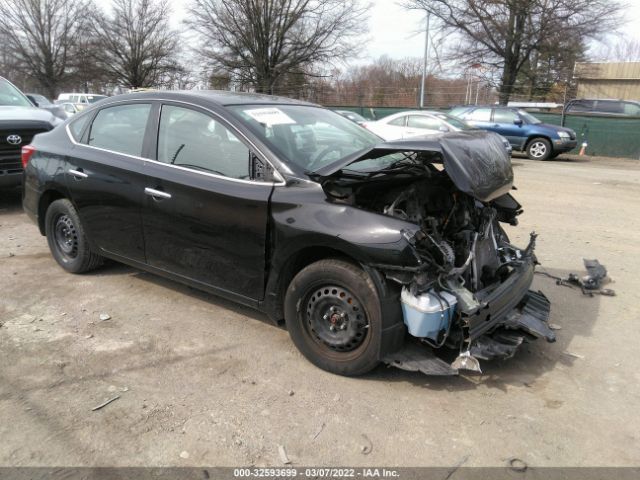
{"left": 250, "top": 153, "right": 276, "bottom": 182}
{"left": 514, "top": 118, "right": 523, "bottom": 126}
{"left": 439, "top": 125, "right": 450, "bottom": 132}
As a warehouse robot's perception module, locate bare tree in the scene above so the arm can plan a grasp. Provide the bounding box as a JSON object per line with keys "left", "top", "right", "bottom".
{"left": 403, "top": 0, "right": 623, "bottom": 104}
{"left": 91, "top": 0, "right": 181, "bottom": 89}
{"left": 0, "top": 0, "right": 91, "bottom": 98}
{"left": 186, "top": 0, "right": 370, "bottom": 94}
{"left": 591, "top": 37, "right": 640, "bottom": 62}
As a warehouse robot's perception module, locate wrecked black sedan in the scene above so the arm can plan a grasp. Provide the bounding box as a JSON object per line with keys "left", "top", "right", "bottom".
{"left": 22, "top": 91, "right": 554, "bottom": 376}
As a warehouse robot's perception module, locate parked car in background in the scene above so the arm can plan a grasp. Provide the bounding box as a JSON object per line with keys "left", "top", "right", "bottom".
{"left": 55, "top": 93, "right": 108, "bottom": 109}
{"left": 22, "top": 91, "right": 555, "bottom": 377}
{"left": 451, "top": 106, "right": 577, "bottom": 160}
{"left": 26, "top": 93, "right": 70, "bottom": 120}
{"left": 363, "top": 110, "right": 512, "bottom": 154}
{"left": 0, "top": 77, "right": 61, "bottom": 187}
{"left": 363, "top": 110, "right": 449, "bottom": 139}
{"left": 563, "top": 99, "right": 640, "bottom": 117}
{"left": 334, "top": 109, "right": 368, "bottom": 125}
{"left": 58, "top": 102, "right": 81, "bottom": 117}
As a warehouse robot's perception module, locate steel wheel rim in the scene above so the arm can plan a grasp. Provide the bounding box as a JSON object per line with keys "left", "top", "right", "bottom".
{"left": 54, "top": 214, "right": 78, "bottom": 259}
{"left": 304, "top": 285, "right": 370, "bottom": 352}
{"left": 530, "top": 141, "right": 547, "bottom": 158}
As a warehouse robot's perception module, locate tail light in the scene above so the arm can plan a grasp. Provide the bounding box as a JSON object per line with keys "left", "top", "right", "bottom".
{"left": 21, "top": 145, "right": 36, "bottom": 168}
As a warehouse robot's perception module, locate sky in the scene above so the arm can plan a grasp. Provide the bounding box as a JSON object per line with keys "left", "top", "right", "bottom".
{"left": 169, "top": 0, "right": 640, "bottom": 65}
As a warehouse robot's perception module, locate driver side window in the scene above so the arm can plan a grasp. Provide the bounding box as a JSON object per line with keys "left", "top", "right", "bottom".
{"left": 157, "top": 105, "right": 251, "bottom": 180}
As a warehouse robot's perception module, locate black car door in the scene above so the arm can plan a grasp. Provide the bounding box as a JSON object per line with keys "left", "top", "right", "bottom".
{"left": 65, "top": 102, "right": 153, "bottom": 263}
{"left": 142, "top": 102, "right": 275, "bottom": 302}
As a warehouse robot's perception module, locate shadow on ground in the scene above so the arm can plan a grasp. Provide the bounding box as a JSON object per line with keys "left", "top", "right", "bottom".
{"left": 92, "top": 259, "right": 600, "bottom": 391}
{"left": 0, "top": 187, "right": 22, "bottom": 213}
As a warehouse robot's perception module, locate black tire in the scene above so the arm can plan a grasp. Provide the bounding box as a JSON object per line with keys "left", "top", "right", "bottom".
{"left": 526, "top": 137, "right": 553, "bottom": 161}
{"left": 284, "top": 259, "right": 382, "bottom": 376}
{"left": 44, "top": 198, "right": 103, "bottom": 273}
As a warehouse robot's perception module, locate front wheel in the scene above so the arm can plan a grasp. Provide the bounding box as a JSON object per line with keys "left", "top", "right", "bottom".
{"left": 526, "top": 137, "right": 552, "bottom": 160}
{"left": 45, "top": 198, "right": 103, "bottom": 273}
{"left": 284, "top": 259, "right": 382, "bottom": 376}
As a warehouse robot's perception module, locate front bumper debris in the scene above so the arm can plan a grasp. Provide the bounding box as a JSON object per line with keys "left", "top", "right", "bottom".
{"left": 383, "top": 289, "right": 553, "bottom": 376}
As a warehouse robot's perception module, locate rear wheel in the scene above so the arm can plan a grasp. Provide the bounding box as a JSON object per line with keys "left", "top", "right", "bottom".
{"left": 526, "top": 137, "right": 552, "bottom": 161}
{"left": 284, "top": 259, "right": 382, "bottom": 376}
{"left": 45, "top": 199, "right": 103, "bottom": 273}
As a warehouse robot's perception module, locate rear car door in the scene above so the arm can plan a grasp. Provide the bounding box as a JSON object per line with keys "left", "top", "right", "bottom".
{"left": 142, "top": 103, "right": 274, "bottom": 301}
{"left": 491, "top": 108, "right": 526, "bottom": 148}
{"left": 65, "top": 102, "right": 153, "bottom": 263}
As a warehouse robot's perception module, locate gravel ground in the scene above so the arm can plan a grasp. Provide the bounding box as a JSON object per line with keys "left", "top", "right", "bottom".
{"left": 1, "top": 153, "right": 639, "bottom": 468}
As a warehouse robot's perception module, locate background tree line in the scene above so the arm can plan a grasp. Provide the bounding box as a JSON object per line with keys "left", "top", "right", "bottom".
{"left": 0, "top": 0, "right": 625, "bottom": 105}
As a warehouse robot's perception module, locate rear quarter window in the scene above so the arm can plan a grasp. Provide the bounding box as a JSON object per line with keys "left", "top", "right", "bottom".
{"left": 68, "top": 114, "right": 91, "bottom": 141}
{"left": 388, "top": 116, "right": 407, "bottom": 126}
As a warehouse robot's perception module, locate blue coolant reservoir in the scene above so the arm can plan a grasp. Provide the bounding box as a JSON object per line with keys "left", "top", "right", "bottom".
{"left": 400, "top": 289, "right": 458, "bottom": 340}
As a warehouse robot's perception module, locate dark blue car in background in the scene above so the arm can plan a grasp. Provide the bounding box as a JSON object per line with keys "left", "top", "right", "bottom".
{"left": 450, "top": 106, "right": 577, "bottom": 160}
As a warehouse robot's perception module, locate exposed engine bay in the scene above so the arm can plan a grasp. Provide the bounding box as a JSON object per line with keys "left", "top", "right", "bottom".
{"left": 320, "top": 149, "right": 555, "bottom": 374}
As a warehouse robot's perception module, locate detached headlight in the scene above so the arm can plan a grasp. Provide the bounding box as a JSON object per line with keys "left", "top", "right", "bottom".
{"left": 557, "top": 131, "right": 570, "bottom": 139}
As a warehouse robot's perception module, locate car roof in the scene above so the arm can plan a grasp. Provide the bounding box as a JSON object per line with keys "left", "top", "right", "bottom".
{"left": 568, "top": 98, "right": 640, "bottom": 104}
{"left": 102, "top": 90, "right": 319, "bottom": 108}
{"left": 464, "top": 105, "right": 516, "bottom": 109}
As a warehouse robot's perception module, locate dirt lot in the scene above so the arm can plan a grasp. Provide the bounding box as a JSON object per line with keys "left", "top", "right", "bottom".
{"left": 1, "top": 154, "right": 640, "bottom": 468}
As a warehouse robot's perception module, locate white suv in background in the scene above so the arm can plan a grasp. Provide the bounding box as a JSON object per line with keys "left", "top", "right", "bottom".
{"left": 55, "top": 93, "right": 107, "bottom": 107}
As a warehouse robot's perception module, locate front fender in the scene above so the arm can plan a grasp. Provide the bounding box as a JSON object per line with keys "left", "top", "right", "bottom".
{"left": 269, "top": 182, "right": 421, "bottom": 269}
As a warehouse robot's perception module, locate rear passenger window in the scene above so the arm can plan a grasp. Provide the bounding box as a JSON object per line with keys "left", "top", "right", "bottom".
{"left": 623, "top": 103, "right": 640, "bottom": 116}
{"left": 407, "top": 115, "right": 443, "bottom": 130}
{"left": 87, "top": 103, "right": 151, "bottom": 156}
{"left": 157, "top": 105, "right": 250, "bottom": 179}
{"left": 493, "top": 109, "right": 519, "bottom": 123}
{"left": 566, "top": 100, "right": 594, "bottom": 113}
{"left": 463, "top": 108, "right": 491, "bottom": 121}
{"left": 595, "top": 100, "right": 623, "bottom": 114}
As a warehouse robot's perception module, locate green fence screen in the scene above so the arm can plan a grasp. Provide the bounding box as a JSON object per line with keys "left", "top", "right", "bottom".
{"left": 332, "top": 106, "right": 640, "bottom": 159}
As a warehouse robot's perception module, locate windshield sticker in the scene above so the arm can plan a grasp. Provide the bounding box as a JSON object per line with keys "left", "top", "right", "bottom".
{"left": 245, "top": 107, "right": 296, "bottom": 126}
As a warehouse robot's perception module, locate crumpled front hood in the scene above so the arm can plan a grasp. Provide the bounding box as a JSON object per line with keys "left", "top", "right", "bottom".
{"left": 0, "top": 105, "right": 57, "bottom": 124}
{"left": 311, "top": 130, "right": 514, "bottom": 202}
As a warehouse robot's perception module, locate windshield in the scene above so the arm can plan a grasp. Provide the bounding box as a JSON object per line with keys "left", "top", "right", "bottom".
{"left": 88, "top": 95, "right": 107, "bottom": 103}
{"left": 0, "top": 79, "right": 33, "bottom": 107}
{"left": 518, "top": 109, "right": 542, "bottom": 124}
{"left": 229, "top": 105, "right": 382, "bottom": 172}
{"left": 337, "top": 110, "right": 367, "bottom": 122}
{"left": 434, "top": 113, "right": 476, "bottom": 130}
{"left": 30, "top": 94, "right": 52, "bottom": 105}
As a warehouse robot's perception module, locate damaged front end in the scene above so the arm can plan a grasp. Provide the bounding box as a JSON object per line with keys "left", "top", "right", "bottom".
{"left": 312, "top": 131, "right": 555, "bottom": 375}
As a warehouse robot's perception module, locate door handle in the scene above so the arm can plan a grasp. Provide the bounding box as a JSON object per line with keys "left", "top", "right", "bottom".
{"left": 144, "top": 187, "right": 172, "bottom": 200}
{"left": 68, "top": 168, "right": 88, "bottom": 179}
